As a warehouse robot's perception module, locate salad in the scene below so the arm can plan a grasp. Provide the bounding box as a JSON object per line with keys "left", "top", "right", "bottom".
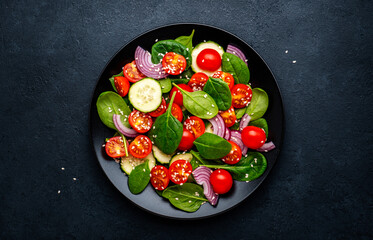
{"left": 96, "top": 30, "right": 276, "bottom": 212}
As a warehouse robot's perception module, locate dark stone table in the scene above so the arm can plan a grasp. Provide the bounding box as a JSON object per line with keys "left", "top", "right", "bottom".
{"left": 1, "top": 0, "right": 372, "bottom": 239}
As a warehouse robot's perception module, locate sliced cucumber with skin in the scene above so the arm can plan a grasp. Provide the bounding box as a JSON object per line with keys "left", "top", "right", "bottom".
{"left": 191, "top": 41, "right": 225, "bottom": 76}
{"left": 120, "top": 152, "right": 156, "bottom": 175}
{"left": 128, "top": 78, "right": 162, "bottom": 112}
{"left": 152, "top": 145, "right": 173, "bottom": 164}
{"left": 169, "top": 152, "right": 193, "bottom": 166}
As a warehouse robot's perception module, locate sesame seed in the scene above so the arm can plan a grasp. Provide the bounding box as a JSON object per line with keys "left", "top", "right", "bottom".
{"left": 285, "top": 50, "right": 288, "bottom": 53}
{"left": 73, "top": 178, "right": 77, "bottom": 181}
{"left": 57, "top": 190, "right": 61, "bottom": 194}
{"left": 292, "top": 60, "right": 297, "bottom": 63}
{"left": 61, "top": 167, "right": 65, "bottom": 170}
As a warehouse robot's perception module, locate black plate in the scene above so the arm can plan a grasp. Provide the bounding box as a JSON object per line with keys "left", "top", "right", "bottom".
{"left": 90, "top": 23, "right": 284, "bottom": 219}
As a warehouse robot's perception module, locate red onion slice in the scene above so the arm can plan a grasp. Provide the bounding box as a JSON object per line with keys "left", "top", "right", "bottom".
{"left": 113, "top": 114, "right": 139, "bottom": 138}
{"left": 224, "top": 127, "right": 231, "bottom": 140}
{"left": 229, "top": 130, "right": 248, "bottom": 156}
{"left": 134, "top": 46, "right": 169, "bottom": 79}
{"left": 208, "top": 114, "right": 225, "bottom": 138}
{"left": 256, "top": 141, "right": 276, "bottom": 152}
{"left": 192, "top": 166, "right": 219, "bottom": 206}
{"left": 239, "top": 113, "right": 251, "bottom": 132}
{"left": 226, "top": 44, "right": 248, "bottom": 65}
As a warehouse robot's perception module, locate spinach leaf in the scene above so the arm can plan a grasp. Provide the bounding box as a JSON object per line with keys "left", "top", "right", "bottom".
{"left": 170, "top": 78, "right": 189, "bottom": 85}
{"left": 221, "top": 52, "right": 250, "bottom": 84}
{"left": 249, "top": 118, "right": 268, "bottom": 137}
{"left": 151, "top": 40, "right": 192, "bottom": 69}
{"left": 203, "top": 152, "right": 267, "bottom": 181}
{"left": 230, "top": 121, "right": 240, "bottom": 130}
{"left": 193, "top": 133, "right": 232, "bottom": 159}
{"left": 96, "top": 91, "right": 131, "bottom": 130}
{"left": 158, "top": 78, "right": 172, "bottom": 93}
{"left": 148, "top": 92, "right": 183, "bottom": 154}
{"left": 170, "top": 67, "right": 195, "bottom": 80}
{"left": 108, "top": 71, "right": 124, "bottom": 93}
{"left": 172, "top": 83, "right": 218, "bottom": 119}
{"left": 175, "top": 29, "right": 195, "bottom": 51}
{"left": 162, "top": 183, "right": 207, "bottom": 212}
{"left": 190, "top": 150, "right": 224, "bottom": 169}
{"left": 235, "top": 107, "right": 246, "bottom": 119}
{"left": 203, "top": 77, "right": 232, "bottom": 111}
{"left": 128, "top": 160, "right": 150, "bottom": 194}
{"left": 245, "top": 88, "right": 269, "bottom": 121}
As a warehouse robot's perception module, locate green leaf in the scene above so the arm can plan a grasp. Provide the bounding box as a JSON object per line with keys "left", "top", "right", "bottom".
{"left": 162, "top": 183, "right": 207, "bottom": 212}
{"left": 148, "top": 92, "right": 183, "bottom": 154}
{"left": 249, "top": 118, "right": 268, "bottom": 137}
{"left": 221, "top": 52, "right": 250, "bottom": 84}
{"left": 190, "top": 150, "right": 224, "bottom": 169}
{"left": 203, "top": 77, "right": 232, "bottom": 111}
{"left": 169, "top": 67, "right": 195, "bottom": 80}
{"left": 203, "top": 152, "right": 267, "bottom": 181}
{"left": 170, "top": 78, "right": 190, "bottom": 85}
{"left": 158, "top": 78, "right": 172, "bottom": 93}
{"left": 108, "top": 71, "right": 124, "bottom": 93}
{"left": 235, "top": 107, "right": 246, "bottom": 119}
{"left": 175, "top": 29, "right": 195, "bottom": 52}
{"left": 245, "top": 88, "right": 269, "bottom": 120}
{"left": 128, "top": 160, "right": 150, "bottom": 194}
{"left": 151, "top": 40, "right": 192, "bottom": 69}
{"left": 193, "top": 133, "right": 232, "bottom": 159}
{"left": 96, "top": 91, "right": 131, "bottom": 130}
{"left": 172, "top": 83, "right": 218, "bottom": 119}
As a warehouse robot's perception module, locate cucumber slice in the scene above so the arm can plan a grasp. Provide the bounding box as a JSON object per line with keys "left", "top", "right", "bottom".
{"left": 169, "top": 152, "right": 193, "bottom": 166}
{"left": 205, "top": 122, "right": 214, "bottom": 134}
{"left": 120, "top": 152, "right": 156, "bottom": 175}
{"left": 152, "top": 145, "right": 173, "bottom": 164}
{"left": 128, "top": 78, "right": 162, "bottom": 112}
{"left": 191, "top": 41, "right": 225, "bottom": 76}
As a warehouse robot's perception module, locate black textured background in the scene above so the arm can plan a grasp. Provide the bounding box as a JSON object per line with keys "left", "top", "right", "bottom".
{"left": 1, "top": 0, "right": 372, "bottom": 239}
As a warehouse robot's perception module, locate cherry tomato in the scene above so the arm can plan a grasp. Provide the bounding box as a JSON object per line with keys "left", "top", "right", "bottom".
{"left": 222, "top": 141, "right": 242, "bottom": 165}
{"left": 183, "top": 116, "right": 205, "bottom": 139}
{"left": 196, "top": 48, "right": 222, "bottom": 72}
{"left": 241, "top": 126, "right": 266, "bottom": 149}
{"left": 150, "top": 165, "right": 170, "bottom": 191}
{"left": 162, "top": 52, "right": 187, "bottom": 75}
{"left": 231, "top": 84, "right": 253, "bottom": 108}
{"left": 212, "top": 71, "right": 234, "bottom": 90}
{"left": 123, "top": 61, "right": 145, "bottom": 83}
{"left": 105, "top": 136, "right": 127, "bottom": 158}
{"left": 188, "top": 72, "right": 209, "bottom": 91}
{"left": 210, "top": 169, "right": 233, "bottom": 194}
{"left": 167, "top": 103, "right": 183, "bottom": 122}
{"left": 128, "top": 110, "right": 153, "bottom": 133}
{"left": 169, "top": 84, "right": 192, "bottom": 107}
{"left": 149, "top": 98, "right": 167, "bottom": 117}
{"left": 114, "top": 76, "right": 130, "bottom": 97}
{"left": 219, "top": 106, "right": 236, "bottom": 127}
{"left": 178, "top": 128, "right": 195, "bottom": 151}
{"left": 129, "top": 135, "right": 152, "bottom": 159}
{"left": 169, "top": 160, "right": 193, "bottom": 185}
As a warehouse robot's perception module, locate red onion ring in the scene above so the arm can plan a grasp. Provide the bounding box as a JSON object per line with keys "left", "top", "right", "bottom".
{"left": 229, "top": 130, "right": 248, "bottom": 156}
{"left": 134, "top": 46, "right": 169, "bottom": 79}
{"left": 224, "top": 127, "right": 231, "bottom": 140}
{"left": 113, "top": 114, "right": 139, "bottom": 138}
{"left": 226, "top": 44, "right": 248, "bottom": 65}
{"left": 239, "top": 113, "right": 251, "bottom": 132}
{"left": 256, "top": 141, "right": 276, "bottom": 152}
{"left": 192, "top": 166, "right": 219, "bottom": 206}
{"left": 208, "top": 114, "right": 225, "bottom": 138}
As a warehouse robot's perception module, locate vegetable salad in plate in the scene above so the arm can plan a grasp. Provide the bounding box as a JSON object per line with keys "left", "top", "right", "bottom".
{"left": 96, "top": 30, "right": 276, "bottom": 212}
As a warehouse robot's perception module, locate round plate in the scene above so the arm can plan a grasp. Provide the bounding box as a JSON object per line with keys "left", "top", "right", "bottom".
{"left": 90, "top": 23, "right": 284, "bottom": 219}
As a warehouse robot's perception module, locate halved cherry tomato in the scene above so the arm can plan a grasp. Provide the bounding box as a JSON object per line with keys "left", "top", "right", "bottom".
{"left": 123, "top": 61, "right": 145, "bottom": 83}
{"left": 129, "top": 135, "right": 152, "bottom": 159}
{"left": 212, "top": 71, "right": 234, "bottom": 90}
{"left": 128, "top": 110, "right": 153, "bottom": 133}
{"left": 150, "top": 165, "right": 170, "bottom": 191}
{"left": 169, "top": 84, "right": 192, "bottom": 107}
{"left": 188, "top": 72, "right": 209, "bottom": 91}
{"left": 167, "top": 103, "right": 183, "bottom": 122}
{"left": 183, "top": 116, "right": 205, "bottom": 139}
{"left": 169, "top": 160, "right": 193, "bottom": 185}
{"left": 178, "top": 128, "right": 195, "bottom": 151}
{"left": 114, "top": 76, "right": 130, "bottom": 97}
{"left": 222, "top": 141, "right": 242, "bottom": 165}
{"left": 149, "top": 98, "right": 167, "bottom": 118}
{"left": 209, "top": 169, "right": 233, "bottom": 194}
{"left": 219, "top": 106, "right": 236, "bottom": 127}
{"left": 241, "top": 126, "right": 266, "bottom": 149}
{"left": 162, "top": 52, "right": 187, "bottom": 75}
{"left": 196, "top": 48, "right": 222, "bottom": 72}
{"left": 231, "top": 84, "right": 253, "bottom": 108}
{"left": 105, "top": 136, "right": 127, "bottom": 158}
